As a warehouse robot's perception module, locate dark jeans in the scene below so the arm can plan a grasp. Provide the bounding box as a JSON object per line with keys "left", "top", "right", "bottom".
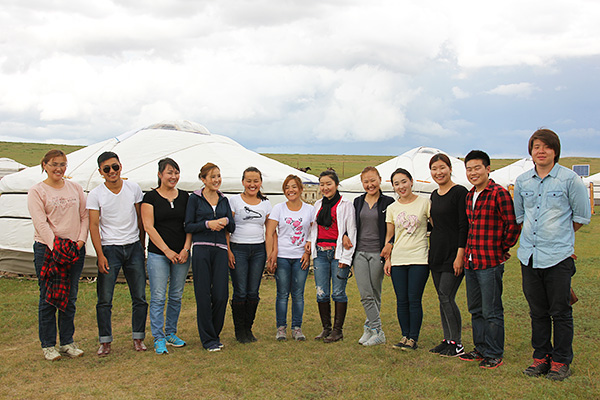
{"left": 465, "top": 263, "right": 504, "bottom": 358}
{"left": 229, "top": 242, "right": 266, "bottom": 302}
{"left": 192, "top": 245, "right": 229, "bottom": 349}
{"left": 431, "top": 270, "right": 464, "bottom": 342}
{"left": 522, "top": 256, "right": 575, "bottom": 364}
{"left": 390, "top": 264, "right": 429, "bottom": 341}
{"left": 96, "top": 241, "right": 147, "bottom": 343}
{"left": 34, "top": 242, "right": 85, "bottom": 348}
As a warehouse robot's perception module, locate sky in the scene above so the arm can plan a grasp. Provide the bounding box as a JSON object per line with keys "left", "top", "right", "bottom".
{"left": 1, "top": 0, "right": 599, "bottom": 158}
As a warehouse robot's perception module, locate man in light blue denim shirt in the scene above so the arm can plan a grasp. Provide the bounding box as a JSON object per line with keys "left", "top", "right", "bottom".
{"left": 514, "top": 129, "right": 591, "bottom": 381}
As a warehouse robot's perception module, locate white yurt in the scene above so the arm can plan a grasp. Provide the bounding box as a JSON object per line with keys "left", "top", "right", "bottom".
{"left": 489, "top": 158, "right": 535, "bottom": 189}
{"left": 584, "top": 172, "right": 600, "bottom": 207}
{"left": 0, "top": 157, "right": 27, "bottom": 178}
{"left": 0, "top": 121, "right": 318, "bottom": 276}
{"left": 339, "top": 146, "right": 471, "bottom": 201}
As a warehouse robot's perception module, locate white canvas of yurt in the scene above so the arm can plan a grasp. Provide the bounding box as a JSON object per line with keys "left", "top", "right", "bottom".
{"left": 0, "top": 157, "right": 27, "bottom": 179}
{"left": 584, "top": 172, "right": 600, "bottom": 207}
{"left": 0, "top": 121, "right": 318, "bottom": 276}
{"left": 339, "top": 146, "right": 471, "bottom": 201}
{"left": 489, "top": 158, "right": 535, "bottom": 189}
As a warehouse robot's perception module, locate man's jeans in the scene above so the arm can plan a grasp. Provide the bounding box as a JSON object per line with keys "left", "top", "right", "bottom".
{"left": 522, "top": 256, "right": 575, "bottom": 364}
{"left": 465, "top": 263, "right": 505, "bottom": 358}
{"left": 34, "top": 242, "right": 85, "bottom": 348}
{"left": 275, "top": 257, "right": 309, "bottom": 328}
{"left": 147, "top": 252, "right": 190, "bottom": 341}
{"left": 229, "top": 242, "right": 266, "bottom": 302}
{"left": 313, "top": 248, "right": 350, "bottom": 303}
{"left": 96, "top": 241, "right": 147, "bottom": 343}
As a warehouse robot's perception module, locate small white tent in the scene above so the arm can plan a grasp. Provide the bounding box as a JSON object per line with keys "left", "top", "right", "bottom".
{"left": 339, "top": 146, "right": 471, "bottom": 201}
{"left": 0, "top": 121, "right": 318, "bottom": 276}
{"left": 489, "top": 158, "right": 535, "bottom": 189}
{"left": 0, "top": 157, "right": 27, "bottom": 178}
{"left": 584, "top": 172, "right": 600, "bottom": 207}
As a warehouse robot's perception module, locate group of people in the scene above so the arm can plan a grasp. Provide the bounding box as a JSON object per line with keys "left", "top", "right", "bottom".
{"left": 28, "top": 129, "right": 590, "bottom": 382}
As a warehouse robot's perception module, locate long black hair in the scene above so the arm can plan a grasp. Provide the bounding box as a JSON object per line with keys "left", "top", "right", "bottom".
{"left": 157, "top": 157, "right": 180, "bottom": 188}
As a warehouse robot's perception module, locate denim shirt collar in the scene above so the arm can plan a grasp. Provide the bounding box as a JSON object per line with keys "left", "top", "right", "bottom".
{"left": 532, "top": 162, "right": 560, "bottom": 180}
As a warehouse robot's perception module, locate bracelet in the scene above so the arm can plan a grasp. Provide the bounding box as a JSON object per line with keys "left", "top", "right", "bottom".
{"left": 185, "top": 249, "right": 190, "bottom": 253}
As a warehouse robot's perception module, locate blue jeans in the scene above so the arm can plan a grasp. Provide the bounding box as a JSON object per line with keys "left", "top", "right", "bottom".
{"left": 390, "top": 264, "right": 429, "bottom": 341}
{"left": 34, "top": 242, "right": 85, "bottom": 348}
{"left": 465, "top": 263, "right": 505, "bottom": 358}
{"left": 275, "top": 258, "right": 309, "bottom": 327}
{"left": 192, "top": 245, "right": 229, "bottom": 349}
{"left": 147, "top": 252, "right": 190, "bottom": 341}
{"left": 229, "top": 242, "right": 266, "bottom": 302}
{"left": 313, "top": 248, "right": 350, "bottom": 303}
{"left": 96, "top": 241, "right": 147, "bottom": 343}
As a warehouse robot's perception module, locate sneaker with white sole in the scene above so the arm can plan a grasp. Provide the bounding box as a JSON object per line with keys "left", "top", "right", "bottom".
{"left": 429, "top": 340, "right": 449, "bottom": 354}
{"left": 363, "top": 328, "right": 386, "bottom": 346}
{"left": 291, "top": 327, "right": 306, "bottom": 341}
{"left": 276, "top": 326, "right": 287, "bottom": 341}
{"left": 43, "top": 347, "right": 61, "bottom": 361}
{"left": 154, "top": 338, "right": 168, "bottom": 355}
{"left": 206, "top": 344, "right": 221, "bottom": 352}
{"left": 165, "top": 333, "right": 186, "bottom": 347}
{"left": 439, "top": 341, "right": 465, "bottom": 357}
{"left": 393, "top": 336, "right": 409, "bottom": 349}
{"left": 401, "top": 338, "right": 418, "bottom": 351}
{"left": 358, "top": 325, "right": 372, "bottom": 345}
{"left": 59, "top": 343, "right": 84, "bottom": 358}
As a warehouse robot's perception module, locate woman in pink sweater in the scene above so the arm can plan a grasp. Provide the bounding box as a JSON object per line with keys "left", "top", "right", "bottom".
{"left": 27, "top": 149, "right": 89, "bottom": 361}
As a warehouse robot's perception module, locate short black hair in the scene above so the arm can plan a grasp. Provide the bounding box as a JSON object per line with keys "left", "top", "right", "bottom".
{"left": 464, "top": 150, "right": 490, "bottom": 167}
{"left": 97, "top": 151, "right": 120, "bottom": 167}
{"left": 528, "top": 128, "right": 561, "bottom": 163}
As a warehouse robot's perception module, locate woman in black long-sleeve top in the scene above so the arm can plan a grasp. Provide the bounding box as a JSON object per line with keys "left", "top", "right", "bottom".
{"left": 185, "top": 162, "right": 235, "bottom": 352}
{"left": 428, "top": 154, "right": 468, "bottom": 357}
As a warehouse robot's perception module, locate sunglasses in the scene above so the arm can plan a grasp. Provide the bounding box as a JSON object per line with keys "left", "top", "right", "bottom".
{"left": 102, "top": 163, "right": 120, "bottom": 174}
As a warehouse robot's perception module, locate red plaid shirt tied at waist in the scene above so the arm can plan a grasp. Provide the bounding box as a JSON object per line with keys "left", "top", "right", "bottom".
{"left": 40, "top": 237, "right": 80, "bottom": 311}
{"left": 464, "top": 179, "right": 521, "bottom": 270}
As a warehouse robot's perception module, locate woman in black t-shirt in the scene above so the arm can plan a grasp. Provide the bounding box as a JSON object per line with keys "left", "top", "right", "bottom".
{"left": 141, "top": 158, "right": 192, "bottom": 355}
{"left": 428, "top": 154, "right": 468, "bottom": 357}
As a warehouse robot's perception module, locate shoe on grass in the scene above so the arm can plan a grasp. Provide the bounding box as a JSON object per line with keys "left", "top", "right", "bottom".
{"left": 392, "top": 336, "right": 408, "bottom": 349}
{"left": 43, "top": 347, "right": 61, "bottom": 361}
{"left": 439, "top": 341, "right": 465, "bottom": 357}
{"left": 363, "top": 329, "right": 386, "bottom": 346}
{"left": 523, "top": 356, "right": 551, "bottom": 377}
{"left": 358, "top": 325, "right": 372, "bottom": 345}
{"left": 479, "top": 357, "right": 503, "bottom": 369}
{"left": 401, "top": 338, "right": 418, "bottom": 351}
{"left": 59, "top": 343, "right": 84, "bottom": 358}
{"left": 429, "top": 340, "right": 449, "bottom": 354}
{"left": 291, "top": 327, "right": 306, "bottom": 341}
{"left": 165, "top": 333, "right": 186, "bottom": 347}
{"left": 546, "top": 361, "right": 571, "bottom": 381}
{"left": 459, "top": 349, "right": 484, "bottom": 362}
{"left": 206, "top": 344, "right": 221, "bottom": 352}
{"left": 154, "top": 338, "right": 168, "bottom": 355}
{"left": 276, "top": 326, "right": 287, "bottom": 341}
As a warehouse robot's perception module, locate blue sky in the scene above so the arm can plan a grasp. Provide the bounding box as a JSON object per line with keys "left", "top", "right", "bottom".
{"left": 0, "top": 0, "right": 598, "bottom": 159}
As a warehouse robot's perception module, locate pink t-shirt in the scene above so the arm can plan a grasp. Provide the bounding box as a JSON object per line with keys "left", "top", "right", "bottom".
{"left": 27, "top": 180, "right": 89, "bottom": 250}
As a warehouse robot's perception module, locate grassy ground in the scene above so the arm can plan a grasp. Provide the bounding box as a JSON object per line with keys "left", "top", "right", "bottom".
{"left": 0, "top": 215, "right": 598, "bottom": 399}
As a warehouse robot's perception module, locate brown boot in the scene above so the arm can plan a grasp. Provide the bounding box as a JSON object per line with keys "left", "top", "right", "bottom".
{"left": 314, "top": 301, "right": 332, "bottom": 340}
{"left": 323, "top": 301, "right": 347, "bottom": 343}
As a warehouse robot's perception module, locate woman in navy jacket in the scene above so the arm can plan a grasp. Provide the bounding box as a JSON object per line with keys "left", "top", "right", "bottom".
{"left": 185, "top": 162, "right": 235, "bottom": 352}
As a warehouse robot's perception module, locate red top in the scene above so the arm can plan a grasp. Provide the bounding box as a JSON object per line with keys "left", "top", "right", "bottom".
{"left": 464, "top": 179, "right": 521, "bottom": 270}
{"left": 317, "top": 199, "right": 340, "bottom": 247}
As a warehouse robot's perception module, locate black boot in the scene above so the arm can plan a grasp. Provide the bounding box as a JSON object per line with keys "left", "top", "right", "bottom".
{"left": 231, "top": 300, "right": 249, "bottom": 343}
{"left": 323, "top": 301, "right": 347, "bottom": 343}
{"left": 245, "top": 299, "right": 259, "bottom": 342}
{"left": 314, "top": 301, "right": 332, "bottom": 340}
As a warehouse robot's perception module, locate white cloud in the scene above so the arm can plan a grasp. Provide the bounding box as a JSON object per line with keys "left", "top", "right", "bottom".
{"left": 486, "top": 82, "right": 539, "bottom": 98}
{"left": 452, "top": 86, "right": 470, "bottom": 99}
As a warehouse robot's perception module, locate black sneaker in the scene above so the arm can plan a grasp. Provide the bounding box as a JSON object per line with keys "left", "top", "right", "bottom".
{"left": 546, "top": 361, "right": 571, "bottom": 381}
{"left": 523, "top": 357, "right": 551, "bottom": 377}
{"left": 392, "top": 336, "right": 408, "bottom": 349}
{"left": 459, "top": 349, "right": 484, "bottom": 362}
{"left": 479, "top": 357, "right": 504, "bottom": 369}
{"left": 429, "top": 340, "right": 449, "bottom": 354}
{"left": 439, "top": 341, "right": 465, "bottom": 357}
{"left": 400, "top": 338, "right": 418, "bottom": 351}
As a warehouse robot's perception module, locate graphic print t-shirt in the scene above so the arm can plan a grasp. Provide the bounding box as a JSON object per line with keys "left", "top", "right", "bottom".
{"left": 269, "top": 202, "right": 315, "bottom": 259}
{"left": 229, "top": 194, "right": 272, "bottom": 244}
{"left": 385, "top": 196, "right": 431, "bottom": 266}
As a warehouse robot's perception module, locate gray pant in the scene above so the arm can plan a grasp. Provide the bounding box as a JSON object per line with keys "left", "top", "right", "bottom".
{"left": 353, "top": 251, "right": 384, "bottom": 330}
{"left": 431, "top": 270, "right": 464, "bottom": 343}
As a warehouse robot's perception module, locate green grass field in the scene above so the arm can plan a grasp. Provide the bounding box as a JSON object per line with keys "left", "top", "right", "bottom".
{"left": 0, "top": 215, "right": 598, "bottom": 399}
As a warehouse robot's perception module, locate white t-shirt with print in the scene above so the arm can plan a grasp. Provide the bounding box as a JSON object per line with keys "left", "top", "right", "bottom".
{"left": 229, "top": 194, "right": 272, "bottom": 244}
{"left": 385, "top": 196, "right": 431, "bottom": 266}
{"left": 86, "top": 179, "right": 143, "bottom": 246}
{"left": 269, "top": 202, "right": 314, "bottom": 259}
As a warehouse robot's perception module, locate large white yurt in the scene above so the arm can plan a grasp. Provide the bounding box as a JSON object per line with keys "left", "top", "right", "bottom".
{"left": 489, "top": 158, "right": 535, "bottom": 189}
{"left": 0, "top": 157, "right": 27, "bottom": 178}
{"left": 0, "top": 121, "right": 318, "bottom": 276}
{"left": 339, "top": 146, "right": 471, "bottom": 201}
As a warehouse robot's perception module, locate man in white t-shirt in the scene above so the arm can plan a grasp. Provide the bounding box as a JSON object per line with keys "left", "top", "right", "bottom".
{"left": 87, "top": 151, "right": 147, "bottom": 356}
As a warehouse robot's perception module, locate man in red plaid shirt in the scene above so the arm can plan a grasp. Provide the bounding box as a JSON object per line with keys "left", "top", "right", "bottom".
{"left": 458, "top": 150, "right": 521, "bottom": 370}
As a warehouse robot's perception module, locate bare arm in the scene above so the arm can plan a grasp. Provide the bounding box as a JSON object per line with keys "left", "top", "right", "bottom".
{"left": 141, "top": 203, "right": 178, "bottom": 263}
{"left": 135, "top": 202, "right": 145, "bottom": 246}
{"left": 89, "top": 209, "right": 109, "bottom": 274}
